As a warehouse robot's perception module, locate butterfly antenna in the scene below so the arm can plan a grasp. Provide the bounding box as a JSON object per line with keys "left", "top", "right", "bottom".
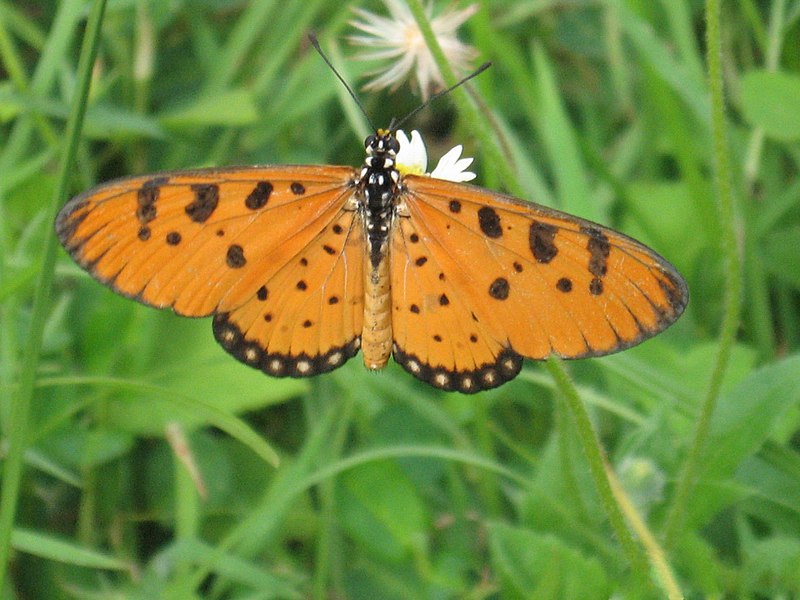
{"left": 308, "top": 32, "right": 377, "bottom": 132}
{"left": 391, "top": 61, "right": 492, "bottom": 132}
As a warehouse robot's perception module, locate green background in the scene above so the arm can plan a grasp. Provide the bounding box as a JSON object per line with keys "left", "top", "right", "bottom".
{"left": 1, "top": 0, "right": 800, "bottom": 598}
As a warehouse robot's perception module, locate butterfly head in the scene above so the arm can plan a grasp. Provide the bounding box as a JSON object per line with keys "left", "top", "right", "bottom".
{"left": 364, "top": 129, "right": 400, "bottom": 167}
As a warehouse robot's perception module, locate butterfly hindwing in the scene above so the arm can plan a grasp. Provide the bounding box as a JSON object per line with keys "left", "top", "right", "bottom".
{"left": 391, "top": 216, "right": 522, "bottom": 393}
{"left": 391, "top": 175, "right": 688, "bottom": 391}
{"left": 213, "top": 205, "right": 365, "bottom": 377}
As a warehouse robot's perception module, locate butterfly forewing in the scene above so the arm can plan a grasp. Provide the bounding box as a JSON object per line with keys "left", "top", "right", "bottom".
{"left": 57, "top": 165, "right": 367, "bottom": 376}
{"left": 57, "top": 166, "right": 357, "bottom": 315}
{"left": 398, "top": 175, "right": 687, "bottom": 372}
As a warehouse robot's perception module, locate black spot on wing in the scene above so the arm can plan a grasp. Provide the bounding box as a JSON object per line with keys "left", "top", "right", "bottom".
{"left": 136, "top": 183, "right": 160, "bottom": 224}
{"left": 489, "top": 277, "right": 510, "bottom": 300}
{"left": 245, "top": 181, "right": 273, "bottom": 210}
{"left": 556, "top": 277, "right": 573, "bottom": 293}
{"left": 186, "top": 184, "right": 219, "bottom": 223}
{"left": 478, "top": 207, "right": 502, "bottom": 238}
{"left": 291, "top": 182, "right": 305, "bottom": 195}
{"left": 589, "top": 277, "right": 603, "bottom": 296}
{"left": 529, "top": 221, "right": 558, "bottom": 263}
{"left": 226, "top": 244, "right": 246, "bottom": 268}
{"left": 582, "top": 226, "right": 610, "bottom": 277}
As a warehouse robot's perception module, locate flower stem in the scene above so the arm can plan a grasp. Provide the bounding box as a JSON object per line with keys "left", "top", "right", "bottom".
{"left": 606, "top": 462, "right": 683, "bottom": 599}
{"left": 546, "top": 359, "right": 652, "bottom": 586}
{"left": 404, "top": 0, "right": 521, "bottom": 196}
{"left": 663, "top": 0, "right": 742, "bottom": 548}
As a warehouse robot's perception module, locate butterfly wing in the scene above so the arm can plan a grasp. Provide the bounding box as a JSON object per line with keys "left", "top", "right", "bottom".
{"left": 391, "top": 175, "right": 688, "bottom": 393}
{"left": 57, "top": 165, "right": 365, "bottom": 376}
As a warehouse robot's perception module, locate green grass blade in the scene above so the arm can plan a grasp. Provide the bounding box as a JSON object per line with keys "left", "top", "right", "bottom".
{"left": 0, "top": 0, "right": 108, "bottom": 589}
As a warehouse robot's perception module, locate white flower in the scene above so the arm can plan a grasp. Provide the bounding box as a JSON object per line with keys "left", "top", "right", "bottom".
{"left": 395, "top": 129, "right": 476, "bottom": 182}
{"left": 349, "top": 0, "right": 478, "bottom": 100}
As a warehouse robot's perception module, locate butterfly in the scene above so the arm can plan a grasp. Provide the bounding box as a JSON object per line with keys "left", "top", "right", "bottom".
{"left": 56, "top": 127, "right": 688, "bottom": 394}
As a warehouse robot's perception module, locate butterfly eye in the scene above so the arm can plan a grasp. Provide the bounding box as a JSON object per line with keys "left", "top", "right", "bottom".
{"left": 386, "top": 136, "right": 400, "bottom": 154}
{"left": 364, "top": 134, "right": 378, "bottom": 152}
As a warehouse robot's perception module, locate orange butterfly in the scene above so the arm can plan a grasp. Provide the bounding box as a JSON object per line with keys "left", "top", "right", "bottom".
{"left": 56, "top": 127, "right": 687, "bottom": 393}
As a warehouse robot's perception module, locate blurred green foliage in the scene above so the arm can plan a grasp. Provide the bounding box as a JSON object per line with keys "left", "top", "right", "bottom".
{"left": 2, "top": 0, "right": 800, "bottom": 598}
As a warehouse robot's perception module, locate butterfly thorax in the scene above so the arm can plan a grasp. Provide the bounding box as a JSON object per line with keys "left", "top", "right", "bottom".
{"left": 358, "top": 130, "right": 402, "bottom": 370}
{"left": 360, "top": 131, "right": 401, "bottom": 269}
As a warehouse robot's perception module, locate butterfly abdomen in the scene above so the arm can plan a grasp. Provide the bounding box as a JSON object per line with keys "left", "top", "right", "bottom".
{"left": 362, "top": 247, "right": 393, "bottom": 370}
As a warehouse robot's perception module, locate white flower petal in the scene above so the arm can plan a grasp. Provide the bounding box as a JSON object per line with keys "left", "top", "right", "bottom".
{"left": 395, "top": 129, "right": 427, "bottom": 175}
{"left": 350, "top": 48, "right": 408, "bottom": 61}
{"left": 430, "top": 144, "right": 476, "bottom": 182}
{"left": 385, "top": 0, "right": 416, "bottom": 22}
{"left": 360, "top": 55, "right": 416, "bottom": 92}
